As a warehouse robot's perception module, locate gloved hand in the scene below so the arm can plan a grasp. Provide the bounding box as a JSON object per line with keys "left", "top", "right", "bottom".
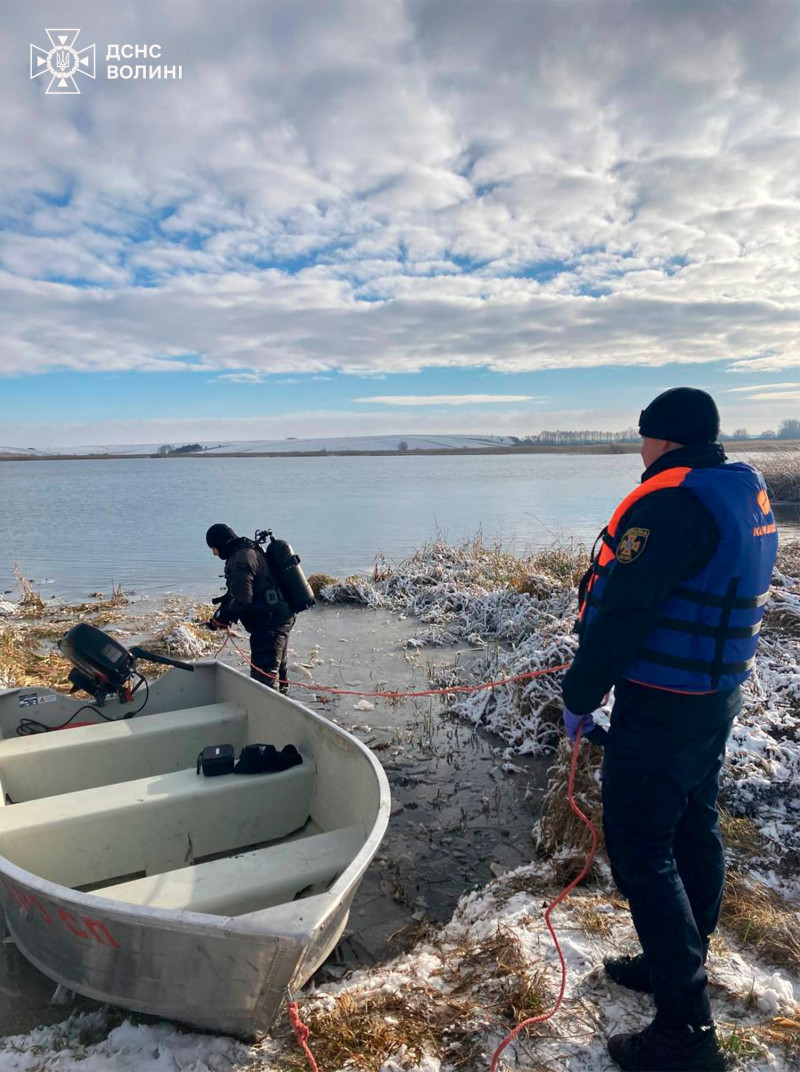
{"left": 563, "top": 707, "right": 596, "bottom": 741}
{"left": 205, "top": 616, "right": 226, "bottom": 631}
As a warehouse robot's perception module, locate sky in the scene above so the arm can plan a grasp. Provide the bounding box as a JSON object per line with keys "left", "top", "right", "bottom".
{"left": 1, "top": 0, "right": 798, "bottom": 448}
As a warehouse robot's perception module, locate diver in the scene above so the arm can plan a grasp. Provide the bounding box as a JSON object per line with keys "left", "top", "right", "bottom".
{"left": 205, "top": 524, "right": 295, "bottom": 694}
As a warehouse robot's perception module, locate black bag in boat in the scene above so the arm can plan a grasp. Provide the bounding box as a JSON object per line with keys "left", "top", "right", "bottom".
{"left": 196, "top": 743, "right": 235, "bottom": 776}
{"left": 234, "top": 743, "right": 302, "bottom": 775}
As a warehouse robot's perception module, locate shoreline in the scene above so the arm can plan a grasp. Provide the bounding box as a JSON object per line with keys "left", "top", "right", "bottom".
{"left": 1, "top": 538, "right": 798, "bottom": 1069}
{"left": 1, "top": 437, "right": 797, "bottom": 461}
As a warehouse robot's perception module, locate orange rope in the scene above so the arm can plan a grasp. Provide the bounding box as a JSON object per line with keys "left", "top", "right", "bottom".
{"left": 219, "top": 629, "right": 570, "bottom": 698}
{"left": 224, "top": 627, "right": 588, "bottom": 1072}
{"left": 489, "top": 723, "right": 598, "bottom": 1070}
{"left": 286, "top": 989, "right": 319, "bottom": 1072}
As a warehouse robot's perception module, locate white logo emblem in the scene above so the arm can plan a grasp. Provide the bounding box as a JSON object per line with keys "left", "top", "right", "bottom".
{"left": 30, "top": 29, "right": 96, "bottom": 94}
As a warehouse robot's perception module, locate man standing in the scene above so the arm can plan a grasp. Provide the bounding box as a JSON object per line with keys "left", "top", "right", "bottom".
{"left": 205, "top": 524, "right": 295, "bottom": 694}
{"left": 562, "top": 388, "right": 778, "bottom": 1072}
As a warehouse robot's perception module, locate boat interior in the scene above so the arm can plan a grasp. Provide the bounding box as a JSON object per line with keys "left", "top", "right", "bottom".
{"left": 0, "top": 690, "right": 368, "bottom": 918}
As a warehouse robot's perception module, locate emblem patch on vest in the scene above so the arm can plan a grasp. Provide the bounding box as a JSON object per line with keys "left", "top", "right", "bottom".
{"left": 617, "top": 527, "right": 650, "bottom": 563}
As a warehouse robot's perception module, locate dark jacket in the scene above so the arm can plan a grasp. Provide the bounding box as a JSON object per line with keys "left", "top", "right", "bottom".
{"left": 216, "top": 538, "right": 294, "bottom": 633}
{"left": 562, "top": 443, "right": 728, "bottom": 716}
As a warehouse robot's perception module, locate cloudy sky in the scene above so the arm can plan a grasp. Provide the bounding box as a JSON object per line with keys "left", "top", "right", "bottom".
{"left": 1, "top": 0, "right": 798, "bottom": 447}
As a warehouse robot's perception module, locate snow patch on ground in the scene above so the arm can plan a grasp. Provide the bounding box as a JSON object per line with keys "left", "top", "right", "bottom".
{"left": 0, "top": 1012, "right": 249, "bottom": 1071}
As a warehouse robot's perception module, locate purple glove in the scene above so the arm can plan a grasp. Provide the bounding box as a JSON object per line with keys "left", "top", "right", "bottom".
{"left": 563, "top": 707, "right": 596, "bottom": 742}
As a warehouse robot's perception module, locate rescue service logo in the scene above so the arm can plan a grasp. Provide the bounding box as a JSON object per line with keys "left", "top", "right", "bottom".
{"left": 616, "top": 527, "right": 650, "bottom": 564}
{"left": 30, "top": 28, "right": 96, "bottom": 95}
{"left": 30, "top": 35, "right": 182, "bottom": 91}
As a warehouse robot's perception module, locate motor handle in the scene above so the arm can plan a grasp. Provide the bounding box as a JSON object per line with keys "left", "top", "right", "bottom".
{"left": 128, "top": 646, "right": 195, "bottom": 672}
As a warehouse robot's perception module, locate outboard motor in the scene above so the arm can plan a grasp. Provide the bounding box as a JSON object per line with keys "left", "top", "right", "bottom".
{"left": 58, "top": 622, "right": 194, "bottom": 706}
{"left": 255, "top": 529, "right": 316, "bottom": 613}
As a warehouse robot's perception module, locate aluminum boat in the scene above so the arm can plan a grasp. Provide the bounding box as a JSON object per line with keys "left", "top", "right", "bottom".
{"left": 0, "top": 660, "right": 390, "bottom": 1038}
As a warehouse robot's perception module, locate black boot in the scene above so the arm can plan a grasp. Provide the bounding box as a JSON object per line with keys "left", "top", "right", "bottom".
{"left": 608, "top": 1018, "right": 727, "bottom": 1072}
{"left": 604, "top": 953, "right": 654, "bottom": 993}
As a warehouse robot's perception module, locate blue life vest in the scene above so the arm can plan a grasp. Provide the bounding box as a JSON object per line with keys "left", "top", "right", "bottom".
{"left": 579, "top": 462, "right": 778, "bottom": 693}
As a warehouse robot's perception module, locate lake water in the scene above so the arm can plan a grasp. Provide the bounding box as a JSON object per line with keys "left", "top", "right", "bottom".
{"left": 0, "top": 454, "right": 797, "bottom": 600}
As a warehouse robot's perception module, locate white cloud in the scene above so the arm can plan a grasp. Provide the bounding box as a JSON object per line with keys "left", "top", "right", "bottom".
{"left": 0, "top": 0, "right": 796, "bottom": 386}
{"left": 733, "top": 389, "right": 800, "bottom": 402}
{"left": 353, "top": 394, "right": 537, "bottom": 406}
{"left": 725, "top": 382, "right": 800, "bottom": 393}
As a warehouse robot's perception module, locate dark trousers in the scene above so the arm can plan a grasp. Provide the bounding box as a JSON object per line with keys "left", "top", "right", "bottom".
{"left": 602, "top": 684, "right": 737, "bottom": 1026}
{"left": 249, "top": 623, "right": 293, "bottom": 692}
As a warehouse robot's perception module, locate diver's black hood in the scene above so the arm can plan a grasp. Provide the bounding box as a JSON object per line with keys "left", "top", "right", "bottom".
{"left": 205, "top": 523, "right": 238, "bottom": 558}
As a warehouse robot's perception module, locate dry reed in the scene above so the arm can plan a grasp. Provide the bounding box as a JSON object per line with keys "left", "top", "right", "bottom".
{"left": 12, "top": 564, "right": 44, "bottom": 612}
{"left": 307, "top": 573, "right": 337, "bottom": 598}
{"left": 720, "top": 870, "right": 800, "bottom": 974}
{"left": 536, "top": 736, "right": 605, "bottom": 882}
{"left": 290, "top": 921, "right": 555, "bottom": 1070}
{"left": 719, "top": 812, "right": 773, "bottom": 856}
{"left": 295, "top": 984, "right": 485, "bottom": 1070}
{"left": 758, "top": 449, "right": 800, "bottom": 504}
{"left": 776, "top": 539, "right": 800, "bottom": 580}
{"left": 0, "top": 628, "right": 72, "bottom": 691}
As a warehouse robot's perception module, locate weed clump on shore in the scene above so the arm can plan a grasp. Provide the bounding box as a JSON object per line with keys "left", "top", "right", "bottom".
{"left": 0, "top": 628, "right": 71, "bottom": 691}
{"left": 307, "top": 572, "right": 337, "bottom": 598}
{"left": 0, "top": 580, "right": 215, "bottom": 693}
{"left": 285, "top": 915, "right": 555, "bottom": 1070}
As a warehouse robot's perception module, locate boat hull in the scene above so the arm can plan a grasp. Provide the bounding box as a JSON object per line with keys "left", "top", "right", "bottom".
{"left": 0, "top": 863, "right": 353, "bottom": 1037}
{"left": 0, "top": 661, "right": 390, "bottom": 1037}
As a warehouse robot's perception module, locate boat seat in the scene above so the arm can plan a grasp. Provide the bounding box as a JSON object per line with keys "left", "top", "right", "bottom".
{"left": 0, "top": 759, "right": 316, "bottom": 889}
{"left": 0, "top": 703, "right": 247, "bottom": 803}
{"left": 94, "top": 826, "right": 363, "bottom": 916}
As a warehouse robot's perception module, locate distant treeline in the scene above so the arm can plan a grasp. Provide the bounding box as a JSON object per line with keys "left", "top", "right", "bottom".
{"left": 511, "top": 429, "right": 640, "bottom": 445}
{"left": 157, "top": 443, "right": 207, "bottom": 455}
{"left": 512, "top": 418, "right": 800, "bottom": 446}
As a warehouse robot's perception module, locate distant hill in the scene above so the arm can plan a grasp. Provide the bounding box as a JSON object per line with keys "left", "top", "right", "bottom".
{"left": 0, "top": 434, "right": 516, "bottom": 457}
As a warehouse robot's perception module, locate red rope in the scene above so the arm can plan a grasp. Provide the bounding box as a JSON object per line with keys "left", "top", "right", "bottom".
{"left": 224, "top": 628, "right": 587, "bottom": 1072}
{"left": 489, "top": 723, "right": 598, "bottom": 1071}
{"left": 220, "top": 629, "right": 570, "bottom": 699}
{"left": 286, "top": 994, "right": 319, "bottom": 1072}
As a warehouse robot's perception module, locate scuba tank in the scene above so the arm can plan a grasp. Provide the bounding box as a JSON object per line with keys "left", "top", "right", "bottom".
{"left": 255, "top": 530, "right": 316, "bottom": 613}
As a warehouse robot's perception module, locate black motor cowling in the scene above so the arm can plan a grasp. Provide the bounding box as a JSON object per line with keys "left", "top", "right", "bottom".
{"left": 58, "top": 623, "right": 135, "bottom": 697}
{"left": 58, "top": 622, "right": 195, "bottom": 705}
{"left": 257, "top": 531, "right": 316, "bottom": 613}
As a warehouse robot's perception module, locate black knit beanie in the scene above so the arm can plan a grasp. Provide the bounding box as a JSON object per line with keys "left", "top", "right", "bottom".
{"left": 205, "top": 523, "right": 238, "bottom": 556}
{"left": 638, "top": 387, "right": 720, "bottom": 445}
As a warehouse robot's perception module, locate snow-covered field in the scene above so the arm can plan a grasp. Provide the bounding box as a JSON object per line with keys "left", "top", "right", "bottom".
{"left": 0, "top": 539, "right": 798, "bottom": 1070}
{"left": 0, "top": 435, "right": 515, "bottom": 457}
